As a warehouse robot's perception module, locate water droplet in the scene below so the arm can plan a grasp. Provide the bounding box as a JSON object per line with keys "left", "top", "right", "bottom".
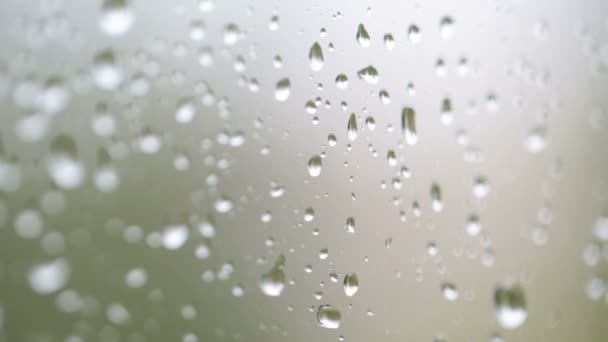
{"left": 309, "top": 42, "right": 324, "bottom": 72}
{"left": 260, "top": 255, "right": 286, "bottom": 297}
{"left": 593, "top": 215, "right": 608, "bottom": 241}
{"left": 472, "top": 176, "right": 490, "bottom": 198}
{"left": 379, "top": 90, "right": 390, "bottom": 104}
{"left": 383, "top": 33, "right": 395, "bottom": 49}
{"left": 28, "top": 258, "right": 70, "bottom": 294}
{"left": 431, "top": 183, "right": 443, "bottom": 212}
{"left": 466, "top": 214, "right": 481, "bottom": 236}
{"left": 495, "top": 284, "right": 527, "bottom": 329}
{"left": 524, "top": 126, "right": 548, "bottom": 153}
{"left": 308, "top": 154, "right": 322, "bottom": 177}
{"left": 162, "top": 224, "right": 189, "bottom": 250}
{"left": 441, "top": 282, "right": 459, "bottom": 301}
{"left": 335, "top": 74, "right": 349, "bottom": 89}
{"left": 439, "top": 16, "right": 455, "bottom": 40}
{"left": 175, "top": 98, "right": 197, "bottom": 124}
{"left": 440, "top": 98, "right": 453, "bottom": 125}
{"left": 92, "top": 49, "right": 123, "bottom": 90}
{"left": 268, "top": 15, "right": 280, "bottom": 31}
{"left": 214, "top": 196, "right": 234, "bottom": 213}
{"left": 125, "top": 268, "right": 147, "bottom": 288}
{"left": 328, "top": 133, "right": 337, "bottom": 146}
{"left": 356, "top": 24, "right": 371, "bottom": 47}
{"left": 346, "top": 217, "right": 356, "bottom": 233}
{"left": 274, "top": 78, "right": 291, "bottom": 102}
{"left": 316, "top": 305, "right": 341, "bottom": 329}
{"left": 223, "top": 23, "right": 240, "bottom": 45}
{"left": 99, "top": 0, "right": 135, "bottom": 37}
{"left": 343, "top": 273, "right": 359, "bottom": 296}
{"left": 401, "top": 107, "right": 418, "bottom": 145}
{"left": 347, "top": 113, "right": 358, "bottom": 141}
{"left": 357, "top": 65, "right": 379, "bottom": 84}
{"left": 408, "top": 24, "right": 421, "bottom": 43}
{"left": 47, "top": 135, "right": 85, "bottom": 190}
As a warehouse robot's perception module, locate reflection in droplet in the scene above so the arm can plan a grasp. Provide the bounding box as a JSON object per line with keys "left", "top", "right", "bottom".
{"left": 347, "top": 113, "right": 358, "bottom": 141}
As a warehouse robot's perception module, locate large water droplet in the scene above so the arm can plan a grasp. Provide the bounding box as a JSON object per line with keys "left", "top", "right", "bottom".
{"left": 495, "top": 284, "right": 527, "bottom": 329}
{"left": 343, "top": 273, "right": 359, "bottom": 296}
{"left": 356, "top": 24, "right": 371, "bottom": 47}
{"left": 357, "top": 66, "right": 379, "bottom": 84}
{"left": 28, "top": 258, "right": 70, "bottom": 294}
{"left": 347, "top": 113, "right": 358, "bottom": 141}
{"left": 260, "top": 255, "right": 286, "bottom": 297}
{"left": 308, "top": 154, "right": 322, "bottom": 177}
{"left": 92, "top": 49, "right": 123, "bottom": 90}
{"left": 309, "top": 42, "right": 324, "bottom": 72}
{"left": 99, "top": 0, "right": 135, "bottom": 37}
{"left": 316, "top": 305, "right": 341, "bottom": 329}
{"left": 47, "top": 135, "right": 85, "bottom": 190}
{"left": 439, "top": 16, "right": 455, "bottom": 40}
{"left": 401, "top": 107, "right": 418, "bottom": 145}
{"left": 274, "top": 78, "right": 291, "bottom": 102}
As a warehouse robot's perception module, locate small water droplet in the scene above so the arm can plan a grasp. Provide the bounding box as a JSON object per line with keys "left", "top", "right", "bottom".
{"left": 274, "top": 78, "right": 291, "bottom": 102}
{"left": 401, "top": 107, "right": 417, "bottom": 145}
{"left": 347, "top": 113, "right": 358, "bottom": 141}
{"left": 308, "top": 154, "right": 322, "bottom": 177}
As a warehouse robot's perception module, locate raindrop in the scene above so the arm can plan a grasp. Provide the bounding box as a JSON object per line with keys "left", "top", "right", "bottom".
{"left": 346, "top": 217, "right": 356, "bottom": 233}
{"left": 383, "top": 34, "right": 395, "bottom": 49}
{"left": 309, "top": 42, "right": 324, "bottom": 72}
{"left": 524, "top": 126, "right": 548, "bottom": 153}
{"left": 92, "top": 49, "right": 123, "bottom": 90}
{"left": 494, "top": 284, "right": 527, "bottom": 329}
{"left": 274, "top": 78, "right": 291, "bottom": 102}
{"left": 260, "top": 255, "right": 286, "bottom": 297}
{"left": 28, "top": 258, "right": 70, "bottom": 294}
{"left": 343, "top": 273, "right": 359, "bottom": 296}
{"left": 401, "top": 107, "right": 418, "bottom": 145}
{"left": 431, "top": 183, "right": 443, "bottom": 212}
{"left": 308, "top": 154, "right": 322, "bottom": 177}
{"left": 99, "top": 0, "right": 135, "bottom": 37}
{"left": 347, "top": 113, "right": 358, "bottom": 141}
{"left": 357, "top": 65, "right": 379, "bottom": 84}
{"left": 316, "top": 305, "right": 341, "bottom": 329}
{"left": 439, "top": 16, "right": 455, "bottom": 40}
{"left": 441, "top": 282, "right": 459, "bottom": 301}
{"left": 335, "top": 74, "right": 349, "bottom": 89}
{"left": 356, "top": 24, "right": 371, "bottom": 47}
{"left": 47, "top": 135, "right": 85, "bottom": 190}
{"left": 408, "top": 24, "right": 421, "bottom": 43}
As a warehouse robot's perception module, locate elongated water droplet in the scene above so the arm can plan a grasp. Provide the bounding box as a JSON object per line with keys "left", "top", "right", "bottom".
{"left": 92, "top": 49, "right": 123, "bottom": 90}
{"left": 347, "top": 113, "right": 358, "bottom": 141}
{"left": 346, "top": 216, "right": 355, "bottom": 233}
{"left": 309, "top": 42, "right": 324, "bottom": 72}
{"left": 495, "top": 284, "right": 527, "bottom": 329}
{"left": 307, "top": 154, "right": 322, "bottom": 177}
{"left": 431, "top": 183, "right": 443, "bottom": 212}
{"left": 384, "top": 33, "right": 395, "bottom": 49}
{"left": 316, "top": 305, "right": 341, "bottom": 329}
{"left": 343, "top": 273, "right": 359, "bottom": 296}
{"left": 47, "top": 135, "right": 85, "bottom": 190}
{"left": 356, "top": 24, "right": 371, "bottom": 47}
{"left": 401, "top": 107, "right": 417, "bottom": 145}
{"left": 440, "top": 97, "right": 453, "bottom": 125}
{"left": 357, "top": 65, "right": 379, "bottom": 84}
{"left": 439, "top": 16, "right": 455, "bottom": 40}
{"left": 260, "top": 255, "right": 286, "bottom": 297}
{"left": 274, "top": 78, "right": 291, "bottom": 102}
